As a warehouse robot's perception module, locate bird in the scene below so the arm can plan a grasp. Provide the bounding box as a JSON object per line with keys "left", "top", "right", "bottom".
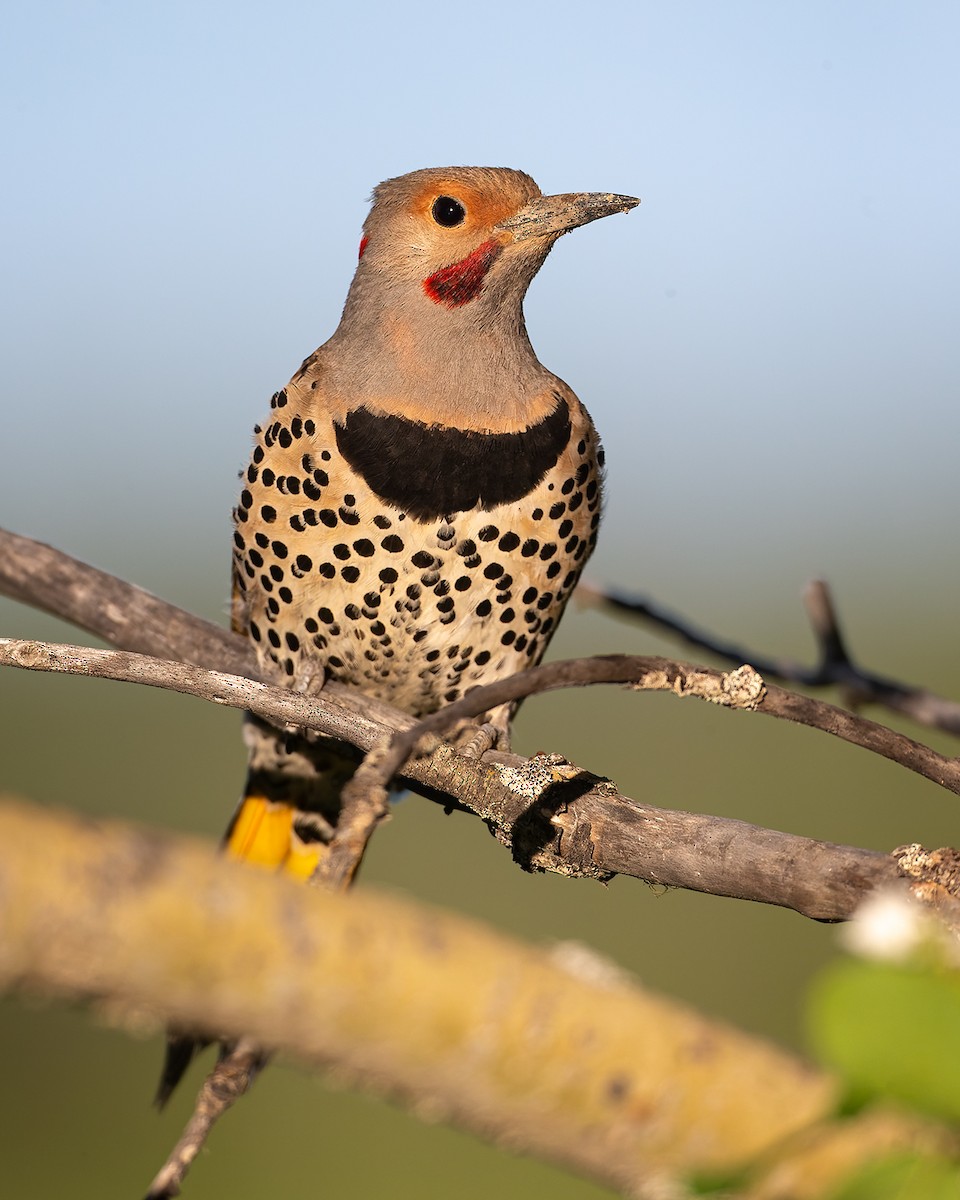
{"left": 156, "top": 166, "right": 639, "bottom": 1104}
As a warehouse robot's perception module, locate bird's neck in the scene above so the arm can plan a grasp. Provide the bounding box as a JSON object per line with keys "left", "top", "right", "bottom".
{"left": 316, "top": 274, "right": 554, "bottom": 432}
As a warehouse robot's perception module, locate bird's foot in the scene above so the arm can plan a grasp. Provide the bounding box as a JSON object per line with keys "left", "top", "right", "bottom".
{"left": 455, "top": 720, "right": 511, "bottom": 759}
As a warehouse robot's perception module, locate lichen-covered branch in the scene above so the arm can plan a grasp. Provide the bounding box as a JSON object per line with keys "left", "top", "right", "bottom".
{"left": 0, "top": 795, "right": 949, "bottom": 1200}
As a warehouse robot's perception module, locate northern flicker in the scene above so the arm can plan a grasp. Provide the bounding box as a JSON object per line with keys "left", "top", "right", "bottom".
{"left": 157, "top": 166, "right": 638, "bottom": 1103}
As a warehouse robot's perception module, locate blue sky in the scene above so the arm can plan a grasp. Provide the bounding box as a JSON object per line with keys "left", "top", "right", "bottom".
{"left": 3, "top": 0, "right": 959, "bottom": 642}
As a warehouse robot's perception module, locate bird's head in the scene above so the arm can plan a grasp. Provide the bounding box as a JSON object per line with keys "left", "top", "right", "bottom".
{"left": 352, "top": 166, "right": 639, "bottom": 317}
{"left": 320, "top": 166, "right": 638, "bottom": 423}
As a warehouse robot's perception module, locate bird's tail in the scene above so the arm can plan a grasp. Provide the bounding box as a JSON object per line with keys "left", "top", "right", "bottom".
{"left": 154, "top": 716, "right": 357, "bottom": 1107}
{"left": 221, "top": 789, "right": 325, "bottom": 879}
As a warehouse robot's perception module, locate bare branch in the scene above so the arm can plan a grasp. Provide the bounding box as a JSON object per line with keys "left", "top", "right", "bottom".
{"left": 0, "top": 528, "right": 254, "bottom": 675}
{"left": 580, "top": 578, "right": 960, "bottom": 734}
{"left": 145, "top": 1039, "right": 265, "bottom": 1200}
{"left": 0, "top": 636, "right": 916, "bottom": 915}
{"left": 1, "top": 795, "right": 949, "bottom": 1200}
{"left": 339, "top": 655, "right": 960, "bottom": 808}
{"left": 0, "top": 637, "right": 406, "bottom": 749}
{"left": 0, "top": 527, "right": 411, "bottom": 737}
{"left": 0, "top": 528, "right": 913, "bottom": 920}
{"left": 3, "top": 633, "right": 957, "bottom": 829}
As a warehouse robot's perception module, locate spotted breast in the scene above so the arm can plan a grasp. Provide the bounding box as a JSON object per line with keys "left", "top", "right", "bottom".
{"left": 233, "top": 380, "right": 603, "bottom": 719}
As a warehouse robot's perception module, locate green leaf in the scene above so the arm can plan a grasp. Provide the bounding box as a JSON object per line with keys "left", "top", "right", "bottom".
{"left": 808, "top": 960, "right": 960, "bottom": 1121}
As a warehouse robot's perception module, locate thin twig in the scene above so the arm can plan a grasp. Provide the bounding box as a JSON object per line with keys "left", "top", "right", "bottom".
{"left": 4, "top": 638, "right": 958, "bottom": 803}
{"left": 344, "top": 655, "right": 960, "bottom": 808}
{"left": 0, "top": 637, "right": 396, "bottom": 746}
{"left": 579, "top": 578, "right": 960, "bottom": 734}
{"left": 310, "top": 741, "right": 396, "bottom": 891}
{"left": 145, "top": 1039, "right": 265, "bottom": 1200}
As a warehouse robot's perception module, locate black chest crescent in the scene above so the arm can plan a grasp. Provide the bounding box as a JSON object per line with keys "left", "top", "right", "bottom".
{"left": 333, "top": 396, "right": 572, "bottom": 522}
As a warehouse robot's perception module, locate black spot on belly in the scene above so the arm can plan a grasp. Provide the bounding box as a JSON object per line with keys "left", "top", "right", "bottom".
{"left": 334, "top": 397, "right": 572, "bottom": 522}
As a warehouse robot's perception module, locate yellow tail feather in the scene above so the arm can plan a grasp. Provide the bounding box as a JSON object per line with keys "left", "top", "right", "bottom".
{"left": 225, "top": 796, "right": 322, "bottom": 881}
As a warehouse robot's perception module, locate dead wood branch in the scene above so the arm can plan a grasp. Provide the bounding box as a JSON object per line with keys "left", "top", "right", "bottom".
{"left": 0, "top": 635, "right": 909, "bottom": 917}
{"left": 580, "top": 579, "right": 960, "bottom": 734}
{"left": 0, "top": 527, "right": 913, "bottom": 920}
{"left": 338, "top": 655, "right": 960, "bottom": 814}
{"left": 146, "top": 1037, "right": 264, "bottom": 1199}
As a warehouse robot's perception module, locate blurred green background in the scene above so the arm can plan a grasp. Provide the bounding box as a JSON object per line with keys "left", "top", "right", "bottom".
{"left": 3, "top": 2, "right": 959, "bottom": 1196}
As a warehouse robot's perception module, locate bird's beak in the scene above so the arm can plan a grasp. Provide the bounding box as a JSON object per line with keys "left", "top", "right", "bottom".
{"left": 496, "top": 191, "right": 640, "bottom": 242}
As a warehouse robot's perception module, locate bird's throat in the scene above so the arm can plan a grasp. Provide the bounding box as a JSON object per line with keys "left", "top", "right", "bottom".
{"left": 325, "top": 293, "right": 550, "bottom": 430}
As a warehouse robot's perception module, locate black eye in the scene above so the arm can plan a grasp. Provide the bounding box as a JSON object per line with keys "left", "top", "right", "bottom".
{"left": 431, "top": 195, "right": 466, "bottom": 227}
